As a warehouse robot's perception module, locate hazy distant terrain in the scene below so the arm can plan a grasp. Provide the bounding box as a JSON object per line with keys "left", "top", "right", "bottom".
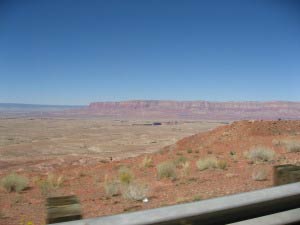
{"left": 0, "top": 103, "right": 83, "bottom": 117}
{"left": 80, "top": 100, "right": 300, "bottom": 120}
{"left": 0, "top": 117, "right": 225, "bottom": 169}
{"left": 1, "top": 101, "right": 299, "bottom": 120}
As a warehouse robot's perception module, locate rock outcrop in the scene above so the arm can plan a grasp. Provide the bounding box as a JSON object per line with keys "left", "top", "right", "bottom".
{"left": 81, "top": 100, "right": 300, "bottom": 120}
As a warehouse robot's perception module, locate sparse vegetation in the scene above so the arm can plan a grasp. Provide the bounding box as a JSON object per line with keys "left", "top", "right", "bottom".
{"left": 47, "top": 174, "right": 64, "bottom": 188}
{"left": 217, "top": 160, "right": 227, "bottom": 170}
{"left": 193, "top": 195, "right": 202, "bottom": 201}
{"left": 1, "top": 173, "right": 29, "bottom": 193}
{"left": 118, "top": 166, "right": 134, "bottom": 184}
{"left": 187, "top": 149, "right": 193, "bottom": 154}
{"left": 38, "top": 174, "right": 64, "bottom": 196}
{"left": 196, "top": 157, "right": 218, "bottom": 171}
{"left": 196, "top": 157, "right": 227, "bottom": 171}
{"left": 181, "top": 161, "right": 190, "bottom": 177}
{"left": 122, "top": 182, "right": 148, "bottom": 201}
{"left": 282, "top": 140, "right": 300, "bottom": 153}
{"left": 140, "top": 156, "right": 153, "bottom": 168}
{"left": 104, "top": 179, "right": 119, "bottom": 197}
{"left": 157, "top": 161, "right": 177, "bottom": 179}
{"left": 174, "top": 156, "right": 187, "bottom": 167}
{"left": 175, "top": 196, "right": 190, "bottom": 204}
{"left": 245, "top": 146, "right": 275, "bottom": 162}
{"left": 252, "top": 168, "right": 268, "bottom": 181}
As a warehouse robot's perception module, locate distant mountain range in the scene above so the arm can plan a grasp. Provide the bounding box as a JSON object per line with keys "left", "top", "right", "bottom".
{"left": 1, "top": 101, "right": 300, "bottom": 120}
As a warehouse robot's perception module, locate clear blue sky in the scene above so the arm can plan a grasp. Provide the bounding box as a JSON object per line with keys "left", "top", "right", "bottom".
{"left": 0, "top": 0, "right": 299, "bottom": 105}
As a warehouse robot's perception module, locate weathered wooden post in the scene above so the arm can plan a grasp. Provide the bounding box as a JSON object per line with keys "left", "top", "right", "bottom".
{"left": 273, "top": 164, "right": 300, "bottom": 186}
{"left": 46, "top": 195, "right": 82, "bottom": 224}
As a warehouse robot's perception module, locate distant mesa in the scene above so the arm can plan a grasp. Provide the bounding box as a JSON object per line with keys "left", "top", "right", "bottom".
{"left": 1, "top": 100, "right": 300, "bottom": 120}
{"left": 78, "top": 100, "right": 300, "bottom": 120}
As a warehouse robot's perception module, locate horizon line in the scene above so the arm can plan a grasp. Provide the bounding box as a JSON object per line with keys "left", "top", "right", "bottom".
{"left": 1, "top": 99, "right": 300, "bottom": 106}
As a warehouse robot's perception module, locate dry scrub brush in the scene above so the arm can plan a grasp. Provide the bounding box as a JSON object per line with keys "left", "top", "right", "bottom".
{"left": 174, "top": 156, "right": 187, "bottom": 168}
{"left": 122, "top": 182, "right": 148, "bottom": 201}
{"left": 1, "top": 173, "right": 29, "bottom": 193}
{"left": 118, "top": 166, "right": 134, "bottom": 185}
{"left": 140, "top": 156, "right": 153, "bottom": 168}
{"left": 282, "top": 140, "right": 300, "bottom": 153}
{"left": 245, "top": 146, "right": 275, "bottom": 163}
{"left": 157, "top": 161, "right": 177, "bottom": 179}
{"left": 252, "top": 168, "right": 268, "bottom": 181}
{"left": 196, "top": 157, "right": 227, "bottom": 171}
{"left": 37, "top": 174, "right": 64, "bottom": 196}
{"left": 104, "top": 175, "right": 119, "bottom": 197}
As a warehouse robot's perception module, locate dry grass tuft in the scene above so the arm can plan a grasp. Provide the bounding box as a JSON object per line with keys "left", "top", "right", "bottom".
{"left": 140, "top": 156, "right": 153, "bottom": 168}
{"left": 118, "top": 166, "right": 134, "bottom": 185}
{"left": 174, "top": 156, "right": 187, "bottom": 167}
{"left": 38, "top": 174, "right": 64, "bottom": 196}
{"left": 181, "top": 161, "right": 190, "bottom": 177}
{"left": 217, "top": 160, "right": 228, "bottom": 170}
{"left": 157, "top": 161, "right": 177, "bottom": 179}
{"left": 104, "top": 176, "right": 119, "bottom": 197}
{"left": 196, "top": 157, "right": 218, "bottom": 171}
{"left": 245, "top": 146, "right": 275, "bottom": 162}
{"left": 122, "top": 182, "right": 148, "bottom": 201}
{"left": 252, "top": 168, "right": 268, "bottom": 181}
{"left": 1, "top": 173, "right": 29, "bottom": 193}
{"left": 282, "top": 140, "right": 300, "bottom": 153}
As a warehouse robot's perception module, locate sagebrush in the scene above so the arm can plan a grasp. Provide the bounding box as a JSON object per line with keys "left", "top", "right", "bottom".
{"left": 196, "top": 157, "right": 218, "bottom": 171}
{"left": 118, "top": 166, "right": 134, "bottom": 184}
{"left": 157, "top": 161, "right": 176, "bottom": 179}
{"left": 104, "top": 180, "right": 119, "bottom": 197}
{"left": 122, "top": 182, "right": 148, "bottom": 201}
{"left": 282, "top": 140, "right": 300, "bottom": 153}
{"left": 1, "top": 173, "right": 29, "bottom": 193}
{"left": 140, "top": 156, "right": 153, "bottom": 168}
{"left": 245, "top": 146, "right": 275, "bottom": 162}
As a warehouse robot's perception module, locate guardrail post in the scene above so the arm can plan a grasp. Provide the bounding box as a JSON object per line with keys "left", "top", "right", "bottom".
{"left": 273, "top": 164, "right": 300, "bottom": 186}
{"left": 46, "top": 195, "right": 82, "bottom": 224}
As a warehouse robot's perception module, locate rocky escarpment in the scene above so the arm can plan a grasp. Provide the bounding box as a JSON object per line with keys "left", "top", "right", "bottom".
{"left": 82, "top": 100, "right": 300, "bottom": 120}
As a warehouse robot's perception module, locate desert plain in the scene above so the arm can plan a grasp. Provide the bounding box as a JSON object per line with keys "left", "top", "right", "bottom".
{"left": 1, "top": 117, "right": 300, "bottom": 225}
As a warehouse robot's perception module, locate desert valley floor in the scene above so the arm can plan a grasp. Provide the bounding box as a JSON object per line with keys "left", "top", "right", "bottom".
{"left": 0, "top": 118, "right": 300, "bottom": 225}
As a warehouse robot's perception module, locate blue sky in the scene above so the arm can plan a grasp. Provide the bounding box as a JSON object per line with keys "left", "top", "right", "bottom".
{"left": 0, "top": 0, "right": 299, "bottom": 105}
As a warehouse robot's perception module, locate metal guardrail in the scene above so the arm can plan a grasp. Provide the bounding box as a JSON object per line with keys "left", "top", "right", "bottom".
{"left": 52, "top": 182, "right": 300, "bottom": 225}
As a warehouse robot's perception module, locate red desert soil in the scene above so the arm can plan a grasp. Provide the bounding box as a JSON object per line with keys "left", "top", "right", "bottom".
{"left": 1, "top": 120, "right": 300, "bottom": 225}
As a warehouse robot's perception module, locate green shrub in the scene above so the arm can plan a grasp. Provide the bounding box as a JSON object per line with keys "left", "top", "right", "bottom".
{"left": 118, "top": 166, "right": 134, "bottom": 184}
{"left": 245, "top": 146, "right": 275, "bottom": 162}
{"left": 140, "top": 156, "right": 153, "bottom": 168}
{"left": 1, "top": 173, "right": 29, "bottom": 193}
{"left": 196, "top": 157, "right": 218, "bottom": 171}
{"left": 157, "top": 161, "right": 176, "bottom": 179}
{"left": 122, "top": 182, "right": 148, "bottom": 201}
{"left": 187, "top": 149, "right": 193, "bottom": 154}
